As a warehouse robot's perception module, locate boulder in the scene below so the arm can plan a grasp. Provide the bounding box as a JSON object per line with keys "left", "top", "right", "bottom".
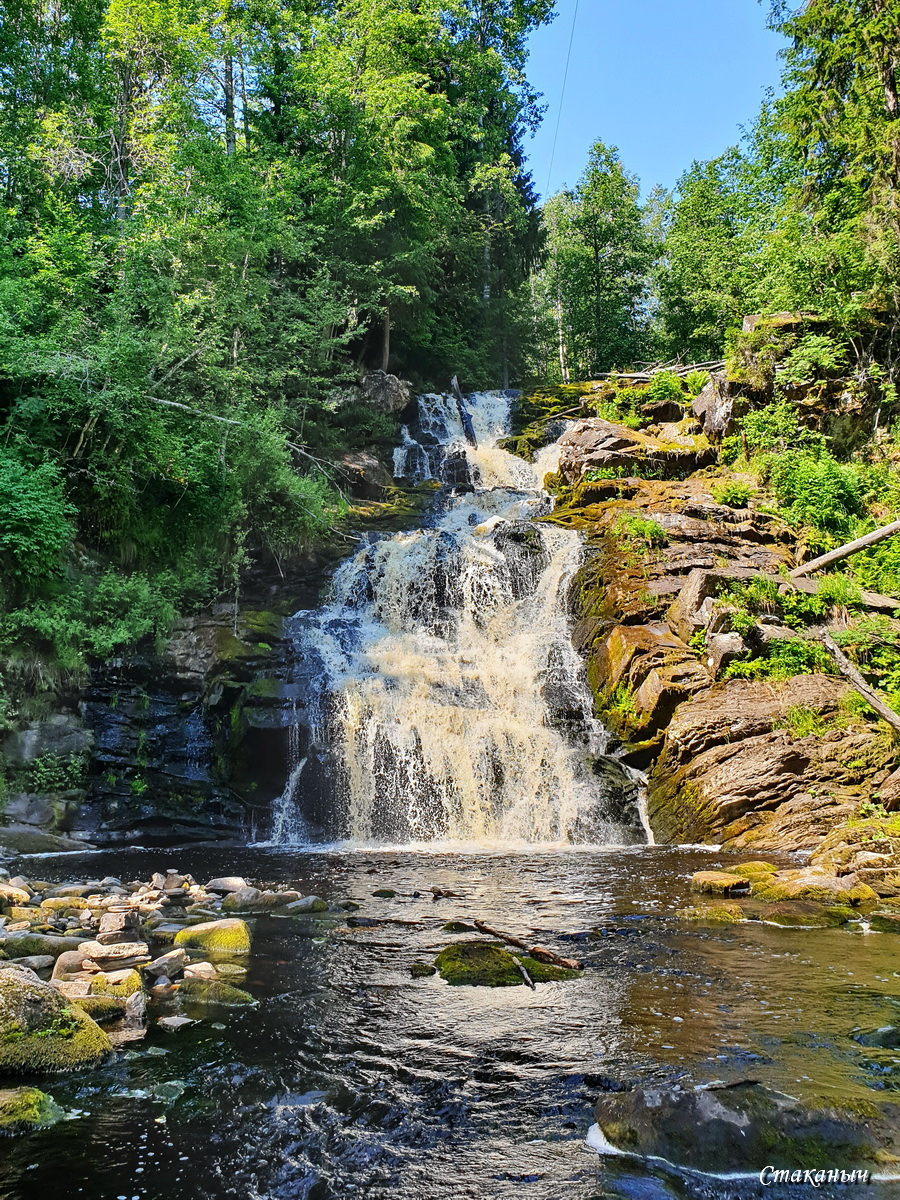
{"left": 142, "top": 949, "right": 188, "bottom": 979}
{"left": 0, "top": 965, "right": 111, "bottom": 1073}
{"left": 0, "top": 1087, "right": 64, "bottom": 1132}
{"left": 89, "top": 968, "right": 143, "bottom": 998}
{"left": 593, "top": 1080, "right": 900, "bottom": 1172}
{"left": 178, "top": 978, "right": 254, "bottom": 1007}
{"left": 359, "top": 369, "right": 413, "bottom": 414}
{"left": 283, "top": 896, "right": 329, "bottom": 914}
{"left": 173, "top": 918, "right": 251, "bottom": 955}
{"left": 557, "top": 418, "right": 714, "bottom": 486}
{"left": 206, "top": 877, "right": 250, "bottom": 894}
{"left": 692, "top": 372, "right": 738, "bottom": 440}
{"left": 337, "top": 451, "right": 394, "bottom": 500}
{"left": 690, "top": 871, "right": 750, "bottom": 896}
{"left": 434, "top": 941, "right": 579, "bottom": 987}
{"left": 2, "top": 714, "right": 93, "bottom": 766}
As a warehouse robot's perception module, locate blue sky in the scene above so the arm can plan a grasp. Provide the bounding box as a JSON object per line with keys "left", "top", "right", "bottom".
{"left": 524, "top": 0, "right": 786, "bottom": 200}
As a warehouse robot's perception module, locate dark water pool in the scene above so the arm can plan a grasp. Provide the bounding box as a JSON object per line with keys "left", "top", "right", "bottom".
{"left": 1, "top": 845, "right": 899, "bottom": 1200}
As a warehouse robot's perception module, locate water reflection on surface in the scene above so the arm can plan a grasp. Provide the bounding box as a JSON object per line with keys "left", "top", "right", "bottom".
{"left": 0, "top": 845, "right": 898, "bottom": 1200}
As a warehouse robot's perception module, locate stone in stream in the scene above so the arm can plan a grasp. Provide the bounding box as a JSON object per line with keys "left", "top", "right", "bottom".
{"left": 78, "top": 940, "right": 150, "bottom": 972}
{"left": 0, "top": 1087, "right": 65, "bottom": 1133}
{"left": 0, "top": 883, "right": 31, "bottom": 906}
{"left": 142, "top": 948, "right": 188, "bottom": 979}
{"left": 10, "top": 955, "right": 54, "bottom": 972}
{"left": 205, "top": 877, "right": 249, "bottom": 894}
{"left": 0, "top": 965, "right": 111, "bottom": 1073}
{"left": 173, "top": 918, "right": 251, "bottom": 955}
{"left": 283, "top": 896, "right": 329, "bottom": 914}
{"left": 89, "top": 968, "right": 143, "bottom": 998}
{"left": 870, "top": 911, "right": 900, "bottom": 933}
{"left": 690, "top": 871, "right": 750, "bottom": 897}
{"left": 434, "top": 941, "right": 580, "bottom": 986}
{"left": 592, "top": 1080, "right": 900, "bottom": 1172}
{"left": 157, "top": 1015, "right": 194, "bottom": 1032}
{"left": 178, "top": 978, "right": 254, "bottom": 1007}
{"left": 183, "top": 961, "right": 217, "bottom": 980}
{"left": 676, "top": 902, "right": 745, "bottom": 924}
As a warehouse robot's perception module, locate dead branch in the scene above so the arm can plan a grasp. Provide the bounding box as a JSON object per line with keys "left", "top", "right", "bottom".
{"left": 822, "top": 631, "right": 900, "bottom": 737}
{"left": 790, "top": 518, "right": 900, "bottom": 579}
{"left": 473, "top": 920, "right": 582, "bottom": 970}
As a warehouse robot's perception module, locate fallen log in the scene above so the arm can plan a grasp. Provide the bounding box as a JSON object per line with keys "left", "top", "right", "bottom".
{"left": 511, "top": 956, "right": 535, "bottom": 989}
{"left": 821, "top": 632, "right": 900, "bottom": 737}
{"left": 790, "top": 518, "right": 900, "bottom": 579}
{"left": 450, "top": 375, "right": 478, "bottom": 448}
{"left": 473, "top": 920, "right": 582, "bottom": 970}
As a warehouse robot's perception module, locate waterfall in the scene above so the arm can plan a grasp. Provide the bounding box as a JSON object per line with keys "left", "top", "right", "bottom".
{"left": 270, "top": 390, "right": 641, "bottom": 848}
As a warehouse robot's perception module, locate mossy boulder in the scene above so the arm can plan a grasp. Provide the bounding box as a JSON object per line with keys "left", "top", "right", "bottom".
{"left": 74, "top": 995, "right": 127, "bottom": 1024}
{"left": 676, "top": 902, "right": 745, "bottom": 924}
{"left": 410, "top": 962, "right": 436, "bottom": 978}
{"left": 870, "top": 912, "right": 900, "bottom": 934}
{"left": 372, "top": 888, "right": 396, "bottom": 898}
{"left": 0, "top": 934, "right": 84, "bottom": 958}
{"left": 178, "top": 978, "right": 254, "bottom": 1006}
{"left": 174, "top": 918, "right": 251, "bottom": 955}
{"left": 0, "top": 965, "right": 111, "bottom": 1073}
{"left": 89, "top": 969, "right": 143, "bottom": 999}
{"left": 0, "top": 1087, "right": 64, "bottom": 1133}
{"left": 759, "top": 901, "right": 851, "bottom": 928}
{"left": 734, "top": 861, "right": 778, "bottom": 879}
{"left": 690, "top": 871, "right": 750, "bottom": 896}
{"left": 434, "top": 940, "right": 579, "bottom": 987}
{"left": 441, "top": 921, "right": 477, "bottom": 933}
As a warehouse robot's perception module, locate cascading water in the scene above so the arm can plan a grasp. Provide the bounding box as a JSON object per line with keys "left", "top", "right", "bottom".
{"left": 270, "top": 390, "right": 642, "bottom": 847}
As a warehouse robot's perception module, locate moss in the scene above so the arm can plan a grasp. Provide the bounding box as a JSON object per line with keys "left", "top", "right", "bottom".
{"left": 240, "top": 610, "right": 283, "bottom": 639}
{"left": 174, "top": 918, "right": 251, "bottom": 955}
{"left": 213, "top": 629, "right": 254, "bottom": 663}
{"left": 0, "top": 1012, "right": 110, "bottom": 1074}
{"left": 0, "top": 934, "right": 84, "bottom": 957}
{"left": 40, "top": 897, "right": 84, "bottom": 913}
{"left": 434, "top": 940, "right": 579, "bottom": 987}
{"left": 760, "top": 902, "right": 850, "bottom": 928}
{"left": 0, "top": 1087, "right": 64, "bottom": 1132}
{"left": 245, "top": 677, "right": 282, "bottom": 701}
{"left": 870, "top": 912, "right": 900, "bottom": 933}
{"left": 690, "top": 871, "right": 750, "bottom": 896}
{"left": 676, "top": 902, "right": 745, "bottom": 923}
{"left": 372, "top": 888, "right": 396, "bottom": 898}
{"left": 410, "top": 962, "right": 436, "bottom": 978}
{"left": 178, "top": 978, "right": 254, "bottom": 1006}
{"left": 74, "top": 995, "right": 127, "bottom": 1023}
{"left": 733, "top": 861, "right": 778, "bottom": 878}
{"left": 441, "top": 921, "right": 477, "bottom": 932}
{"left": 89, "top": 970, "right": 143, "bottom": 999}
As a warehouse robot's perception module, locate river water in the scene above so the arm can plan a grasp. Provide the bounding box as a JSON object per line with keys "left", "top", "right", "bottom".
{"left": 2, "top": 393, "right": 898, "bottom": 1198}
{"left": 2, "top": 844, "right": 899, "bottom": 1200}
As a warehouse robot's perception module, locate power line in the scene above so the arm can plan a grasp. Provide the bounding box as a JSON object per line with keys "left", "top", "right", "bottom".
{"left": 544, "top": 0, "right": 580, "bottom": 199}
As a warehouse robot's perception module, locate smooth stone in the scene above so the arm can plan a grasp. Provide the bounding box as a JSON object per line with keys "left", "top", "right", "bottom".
{"left": 156, "top": 1016, "right": 195, "bottom": 1032}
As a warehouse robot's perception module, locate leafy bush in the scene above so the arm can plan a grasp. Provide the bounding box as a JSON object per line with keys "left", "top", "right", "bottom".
{"left": 611, "top": 513, "right": 670, "bottom": 548}
{"left": 0, "top": 451, "right": 74, "bottom": 592}
{"left": 643, "top": 371, "right": 687, "bottom": 405}
{"left": 776, "top": 705, "right": 828, "bottom": 737}
{"left": 711, "top": 480, "right": 752, "bottom": 507}
{"left": 724, "top": 638, "right": 831, "bottom": 680}
{"left": 779, "top": 333, "right": 846, "bottom": 383}
{"left": 685, "top": 371, "right": 710, "bottom": 396}
{"left": 764, "top": 449, "right": 862, "bottom": 536}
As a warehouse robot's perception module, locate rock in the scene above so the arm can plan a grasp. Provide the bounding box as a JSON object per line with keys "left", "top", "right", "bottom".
{"left": 358, "top": 369, "right": 413, "bottom": 413}
{"left": 0, "top": 827, "right": 91, "bottom": 855}
{"left": 0, "top": 965, "right": 111, "bottom": 1073}
{"left": 183, "top": 960, "right": 217, "bottom": 980}
{"left": 871, "top": 912, "right": 900, "bottom": 934}
{"left": 10, "top": 955, "right": 55, "bottom": 972}
{"left": 855, "top": 1026, "right": 900, "bottom": 1049}
{"left": 178, "top": 978, "right": 254, "bottom": 1006}
{"left": 0, "top": 883, "right": 31, "bottom": 907}
{"left": 142, "top": 949, "right": 188, "bottom": 979}
{"left": 410, "top": 962, "right": 437, "bottom": 978}
{"left": 0, "top": 1087, "right": 65, "bottom": 1132}
{"left": 593, "top": 1080, "right": 899, "bottom": 1172}
{"left": 173, "top": 918, "right": 251, "bottom": 955}
{"left": 97, "top": 910, "right": 140, "bottom": 943}
{"left": 89, "top": 968, "right": 143, "bottom": 998}
{"left": 704, "top": 631, "right": 745, "bottom": 678}
{"left": 74, "top": 995, "right": 127, "bottom": 1024}
{"left": 676, "top": 902, "right": 745, "bottom": 923}
{"left": 78, "top": 940, "right": 150, "bottom": 971}
{"left": 2, "top": 714, "right": 93, "bottom": 766}
{"left": 434, "top": 941, "right": 579, "bottom": 987}
{"left": 557, "top": 418, "right": 714, "bottom": 485}
{"left": 692, "top": 372, "right": 737, "bottom": 440}
{"left": 283, "top": 896, "right": 329, "bottom": 914}
{"left": 337, "top": 451, "right": 394, "bottom": 500}
{"left": 206, "top": 877, "right": 249, "bottom": 894}
{"left": 749, "top": 868, "right": 877, "bottom": 906}
{"left": 221, "top": 887, "right": 261, "bottom": 911}
{"left": 156, "top": 1015, "right": 194, "bottom": 1032}
{"left": 1, "top": 934, "right": 85, "bottom": 958}
{"left": 690, "top": 871, "right": 750, "bottom": 896}
{"left": 51, "top": 979, "right": 92, "bottom": 1000}
{"left": 759, "top": 901, "right": 853, "bottom": 927}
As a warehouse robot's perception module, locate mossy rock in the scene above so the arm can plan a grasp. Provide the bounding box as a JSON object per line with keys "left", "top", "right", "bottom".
{"left": 178, "top": 978, "right": 254, "bottom": 1006}
{"left": 441, "top": 921, "right": 477, "bottom": 933}
{"left": 0, "top": 966, "right": 111, "bottom": 1074}
{"left": 174, "top": 918, "right": 251, "bottom": 955}
{"left": 73, "top": 995, "right": 127, "bottom": 1024}
{"left": 690, "top": 871, "right": 750, "bottom": 897}
{"left": 410, "top": 962, "right": 436, "bottom": 978}
{"left": 870, "top": 912, "right": 900, "bottom": 934}
{"left": 434, "top": 940, "right": 579, "bottom": 987}
{"left": 240, "top": 610, "right": 283, "bottom": 639}
{"left": 0, "top": 1087, "right": 64, "bottom": 1133}
{"left": 676, "top": 902, "right": 745, "bottom": 924}
{"left": 733, "top": 861, "right": 778, "bottom": 878}
{"left": 760, "top": 902, "right": 850, "bottom": 928}
{"left": 89, "top": 969, "right": 143, "bottom": 999}
{"left": 0, "top": 934, "right": 84, "bottom": 958}
{"left": 245, "top": 677, "right": 283, "bottom": 701}
{"left": 372, "top": 889, "right": 396, "bottom": 898}
{"left": 40, "top": 897, "right": 84, "bottom": 913}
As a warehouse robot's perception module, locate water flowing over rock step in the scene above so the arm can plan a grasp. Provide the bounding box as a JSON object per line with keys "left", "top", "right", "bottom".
{"left": 269, "top": 390, "right": 645, "bottom": 847}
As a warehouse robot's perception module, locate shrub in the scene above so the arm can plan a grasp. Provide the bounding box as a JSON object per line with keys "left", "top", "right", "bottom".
{"left": 0, "top": 451, "right": 74, "bottom": 592}
{"left": 685, "top": 371, "right": 710, "bottom": 396}
{"left": 711, "top": 480, "right": 752, "bottom": 507}
{"left": 643, "top": 371, "right": 687, "bottom": 405}
{"left": 779, "top": 333, "right": 847, "bottom": 384}
{"left": 724, "top": 638, "right": 831, "bottom": 680}
{"left": 764, "top": 449, "right": 862, "bottom": 536}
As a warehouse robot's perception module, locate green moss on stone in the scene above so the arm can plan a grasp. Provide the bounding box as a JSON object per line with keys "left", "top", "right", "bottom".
{"left": 0, "top": 1087, "right": 64, "bottom": 1132}
{"left": 0, "top": 935, "right": 84, "bottom": 958}
{"left": 74, "top": 996, "right": 127, "bottom": 1023}
{"left": 676, "top": 902, "right": 745, "bottom": 923}
{"left": 89, "top": 969, "right": 143, "bottom": 999}
{"left": 410, "top": 962, "right": 436, "bottom": 978}
{"left": 372, "top": 889, "right": 396, "bottom": 898}
{"left": 441, "top": 921, "right": 477, "bottom": 932}
{"left": 178, "top": 978, "right": 254, "bottom": 1006}
{"left": 174, "top": 918, "right": 251, "bottom": 955}
{"left": 434, "top": 940, "right": 579, "bottom": 987}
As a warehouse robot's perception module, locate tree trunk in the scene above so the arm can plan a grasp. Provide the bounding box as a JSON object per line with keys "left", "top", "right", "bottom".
{"left": 238, "top": 42, "right": 250, "bottom": 146}
{"left": 790, "top": 518, "right": 900, "bottom": 579}
{"left": 224, "top": 52, "right": 236, "bottom": 155}
{"left": 381, "top": 307, "right": 390, "bottom": 372}
{"left": 821, "top": 632, "right": 900, "bottom": 737}
{"left": 555, "top": 279, "right": 569, "bottom": 383}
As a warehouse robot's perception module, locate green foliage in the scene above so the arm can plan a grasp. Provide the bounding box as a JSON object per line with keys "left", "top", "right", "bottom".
{"left": 685, "top": 371, "right": 710, "bottom": 396}
{"left": 711, "top": 480, "right": 752, "bottom": 507}
{"left": 0, "top": 452, "right": 74, "bottom": 595}
{"left": 611, "top": 513, "right": 670, "bottom": 548}
{"left": 28, "top": 753, "right": 86, "bottom": 793}
{"left": 724, "top": 638, "right": 831, "bottom": 680}
{"left": 776, "top": 705, "right": 828, "bottom": 738}
{"left": 643, "top": 371, "right": 686, "bottom": 405}
{"left": 780, "top": 333, "right": 847, "bottom": 383}
{"left": 764, "top": 449, "right": 863, "bottom": 536}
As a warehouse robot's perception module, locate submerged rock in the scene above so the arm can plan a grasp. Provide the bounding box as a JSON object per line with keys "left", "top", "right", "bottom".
{"left": 0, "top": 965, "right": 111, "bottom": 1073}
{"left": 676, "top": 902, "right": 745, "bottom": 924}
{"left": 594, "top": 1080, "right": 900, "bottom": 1171}
{"left": 173, "top": 918, "right": 251, "bottom": 955}
{"left": 434, "top": 940, "right": 579, "bottom": 986}
{"left": 178, "top": 978, "right": 254, "bottom": 1007}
